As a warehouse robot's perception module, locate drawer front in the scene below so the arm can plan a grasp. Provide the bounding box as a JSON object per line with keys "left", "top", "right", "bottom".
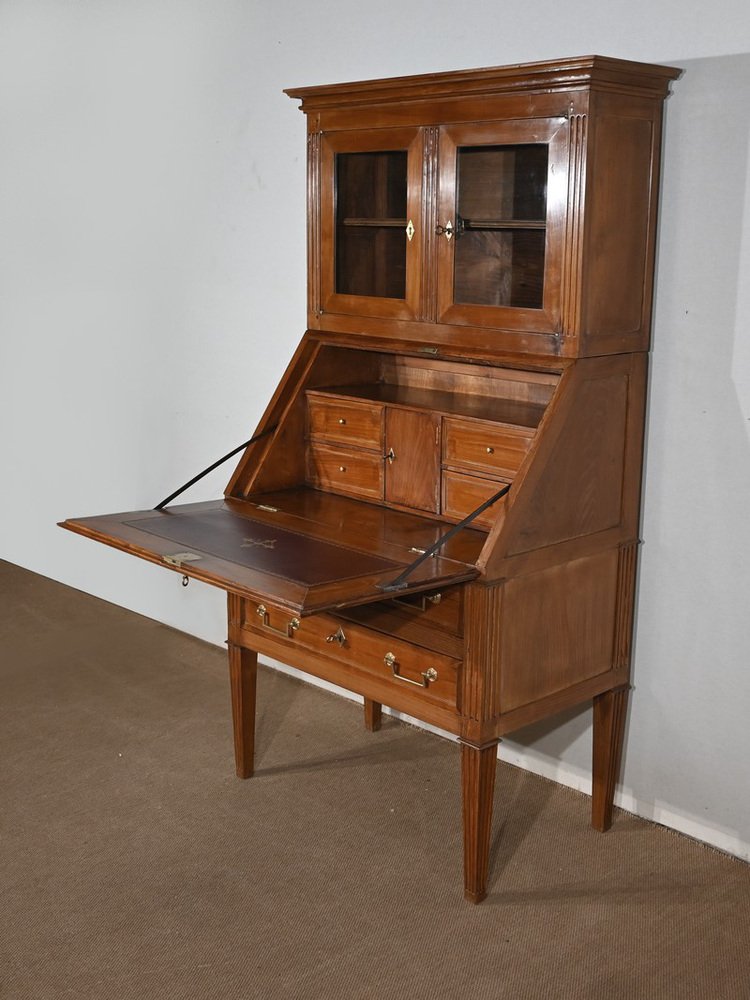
{"left": 242, "top": 601, "right": 458, "bottom": 711}
{"left": 443, "top": 417, "right": 532, "bottom": 478}
{"left": 308, "top": 395, "right": 384, "bottom": 449}
{"left": 442, "top": 470, "right": 508, "bottom": 530}
{"left": 307, "top": 443, "right": 384, "bottom": 500}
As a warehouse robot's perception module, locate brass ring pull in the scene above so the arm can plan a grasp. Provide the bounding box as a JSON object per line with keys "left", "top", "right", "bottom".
{"left": 256, "top": 604, "right": 300, "bottom": 638}
{"left": 435, "top": 220, "right": 453, "bottom": 240}
{"left": 383, "top": 651, "right": 438, "bottom": 688}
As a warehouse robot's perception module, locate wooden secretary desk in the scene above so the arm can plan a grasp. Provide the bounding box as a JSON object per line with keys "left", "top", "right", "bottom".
{"left": 62, "top": 56, "right": 679, "bottom": 902}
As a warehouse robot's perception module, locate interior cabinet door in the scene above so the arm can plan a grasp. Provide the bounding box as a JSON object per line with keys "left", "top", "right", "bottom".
{"left": 435, "top": 118, "right": 569, "bottom": 335}
{"left": 384, "top": 409, "right": 441, "bottom": 512}
{"left": 320, "top": 128, "right": 423, "bottom": 321}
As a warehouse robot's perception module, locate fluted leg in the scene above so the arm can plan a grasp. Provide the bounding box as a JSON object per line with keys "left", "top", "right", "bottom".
{"left": 461, "top": 740, "right": 498, "bottom": 903}
{"left": 592, "top": 685, "right": 629, "bottom": 831}
{"left": 363, "top": 698, "right": 382, "bottom": 732}
{"left": 228, "top": 643, "right": 258, "bottom": 779}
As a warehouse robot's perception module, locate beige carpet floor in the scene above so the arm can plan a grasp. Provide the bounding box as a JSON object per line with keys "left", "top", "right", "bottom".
{"left": 1, "top": 559, "right": 748, "bottom": 999}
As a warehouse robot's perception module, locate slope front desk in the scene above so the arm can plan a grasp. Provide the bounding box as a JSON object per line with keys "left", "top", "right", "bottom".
{"left": 61, "top": 56, "right": 679, "bottom": 902}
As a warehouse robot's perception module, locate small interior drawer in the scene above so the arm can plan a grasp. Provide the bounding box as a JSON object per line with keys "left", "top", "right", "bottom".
{"left": 307, "top": 443, "right": 384, "bottom": 500}
{"left": 307, "top": 393, "right": 384, "bottom": 449}
{"left": 443, "top": 416, "right": 532, "bottom": 478}
{"left": 442, "top": 470, "right": 508, "bottom": 530}
{"left": 388, "top": 585, "right": 463, "bottom": 635}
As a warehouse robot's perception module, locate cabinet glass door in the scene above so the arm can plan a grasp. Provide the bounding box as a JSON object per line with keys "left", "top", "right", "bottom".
{"left": 436, "top": 119, "right": 568, "bottom": 334}
{"left": 320, "top": 128, "right": 423, "bottom": 321}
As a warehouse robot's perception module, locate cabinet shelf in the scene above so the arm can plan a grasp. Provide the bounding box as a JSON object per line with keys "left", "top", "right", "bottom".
{"left": 308, "top": 383, "right": 545, "bottom": 430}
{"left": 341, "top": 218, "right": 408, "bottom": 228}
{"left": 461, "top": 219, "right": 546, "bottom": 231}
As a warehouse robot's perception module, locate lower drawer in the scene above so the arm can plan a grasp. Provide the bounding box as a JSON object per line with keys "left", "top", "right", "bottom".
{"left": 241, "top": 599, "right": 458, "bottom": 713}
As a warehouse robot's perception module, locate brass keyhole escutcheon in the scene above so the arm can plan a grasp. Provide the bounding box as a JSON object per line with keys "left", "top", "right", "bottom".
{"left": 325, "top": 626, "right": 347, "bottom": 646}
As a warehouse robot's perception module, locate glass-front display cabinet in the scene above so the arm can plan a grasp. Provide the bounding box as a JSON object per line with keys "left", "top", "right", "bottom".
{"left": 62, "top": 57, "right": 679, "bottom": 903}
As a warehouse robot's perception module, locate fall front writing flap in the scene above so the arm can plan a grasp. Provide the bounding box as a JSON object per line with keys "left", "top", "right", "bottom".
{"left": 59, "top": 492, "right": 484, "bottom": 615}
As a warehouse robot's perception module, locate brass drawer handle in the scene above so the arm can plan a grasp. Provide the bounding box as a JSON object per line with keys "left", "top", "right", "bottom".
{"left": 383, "top": 651, "right": 438, "bottom": 688}
{"left": 486, "top": 446, "right": 494, "bottom": 454}
{"left": 338, "top": 418, "right": 346, "bottom": 425}
{"left": 256, "top": 604, "right": 300, "bottom": 638}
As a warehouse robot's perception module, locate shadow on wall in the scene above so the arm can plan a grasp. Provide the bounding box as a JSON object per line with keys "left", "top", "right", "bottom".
{"left": 502, "top": 53, "right": 750, "bottom": 814}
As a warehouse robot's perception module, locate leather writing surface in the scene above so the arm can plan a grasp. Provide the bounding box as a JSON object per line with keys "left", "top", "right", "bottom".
{"left": 125, "top": 508, "right": 399, "bottom": 586}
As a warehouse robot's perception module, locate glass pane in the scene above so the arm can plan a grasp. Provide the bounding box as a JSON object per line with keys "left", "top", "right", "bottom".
{"left": 335, "top": 151, "right": 407, "bottom": 299}
{"left": 453, "top": 144, "right": 548, "bottom": 309}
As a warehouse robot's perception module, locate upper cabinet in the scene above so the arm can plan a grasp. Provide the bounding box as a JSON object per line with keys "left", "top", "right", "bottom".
{"left": 286, "top": 57, "right": 679, "bottom": 359}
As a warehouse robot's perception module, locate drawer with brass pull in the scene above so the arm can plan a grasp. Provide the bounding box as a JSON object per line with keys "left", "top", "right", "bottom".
{"left": 443, "top": 416, "right": 533, "bottom": 478}
{"left": 306, "top": 442, "right": 385, "bottom": 501}
{"left": 307, "top": 393, "right": 384, "bottom": 449}
{"left": 240, "top": 600, "right": 458, "bottom": 711}
{"left": 442, "top": 469, "right": 509, "bottom": 530}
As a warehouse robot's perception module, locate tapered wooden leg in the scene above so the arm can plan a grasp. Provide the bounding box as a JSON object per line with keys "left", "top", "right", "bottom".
{"left": 592, "top": 685, "right": 629, "bottom": 832}
{"left": 364, "top": 698, "right": 382, "bottom": 732}
{"left": 228, "top": 643, "right": 258, "bottom": 779}
{"left": 460, "top": 740, "right": 498, "bottom": 904}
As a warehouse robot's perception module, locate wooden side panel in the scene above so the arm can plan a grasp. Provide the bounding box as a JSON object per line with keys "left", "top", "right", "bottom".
{"left": 508, "top": 371, "right": 627, "bottom": 552}
{"left": 585, "top": 114, "right": 652, "bottom": 336}
{"left": 577, "top": 93, "right": 666, "bottom": 355}
{"left": 225, "top": 334, "right": 318, "bottom": 498}
{"left": 237, "top": 342, "right": 383, "bottom": 497}
{"left": 480, "top": 353, "right": 646, "bottom": 577}
{"left": 498, "top": 549, "right": 618, "bottom": 713}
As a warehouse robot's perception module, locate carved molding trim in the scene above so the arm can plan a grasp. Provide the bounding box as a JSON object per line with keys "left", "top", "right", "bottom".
{"left": 561, "top": 113, "right": 587, "bottom": 338}
{"left": 461, "top": 582, "right": 504, "bottom": 722}
{"left": 613, "top": 541, "right": 639, "bottom": 672}
{"left": 307, "top": 130, "right": 322, "bottom": 319}
{"left": 420, "top": 125, "right": 439, "bottom": 323}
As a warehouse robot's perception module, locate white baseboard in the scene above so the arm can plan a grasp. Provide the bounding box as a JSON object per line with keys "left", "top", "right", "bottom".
{"left": 262, "top": 659, "right": 750, "bottom": 864}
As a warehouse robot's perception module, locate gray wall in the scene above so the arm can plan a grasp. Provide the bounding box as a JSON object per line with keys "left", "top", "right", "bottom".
{"left": 1, "top": 1, "right": 748, "bottom": 858}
